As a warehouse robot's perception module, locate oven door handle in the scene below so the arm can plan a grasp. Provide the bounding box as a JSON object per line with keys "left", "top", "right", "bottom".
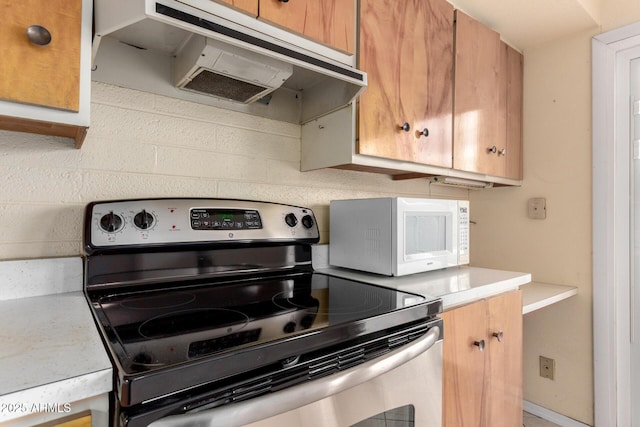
{"left": 150, "top": 325, "right": 441, "bottom": 427}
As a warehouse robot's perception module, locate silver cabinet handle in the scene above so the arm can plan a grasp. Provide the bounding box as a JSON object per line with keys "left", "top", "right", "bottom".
{"left": 150, "top": 326, "right": 441, "bottom": 427}
{"left": 26, "top": 25, "right": 52, "bottom": 46}
{"left": 418, "top": 128, "right": 429, "bottom": 138}
{"left": 488, "top": 145, "right": 497, "bottom": 154}
{"left": 399, "top": 122, "right": 411, "bottom": 132}
{"left": 473, "top": 339, "right": 485, "bottom": 351}
{"left": 498, "top": 148, "right": 507, "bottom": 156}
{"left": 492, "top": 331, "right": 504, "bottom": 342}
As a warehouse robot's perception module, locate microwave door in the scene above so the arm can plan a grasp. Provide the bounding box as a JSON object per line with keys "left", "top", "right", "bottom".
{"left": 398, "top": 201, "right": 459, "bottom": 276}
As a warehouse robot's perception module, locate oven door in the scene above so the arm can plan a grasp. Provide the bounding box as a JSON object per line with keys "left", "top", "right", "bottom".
{"left": 150, "top": 325, "right": 442, "bottom": 427}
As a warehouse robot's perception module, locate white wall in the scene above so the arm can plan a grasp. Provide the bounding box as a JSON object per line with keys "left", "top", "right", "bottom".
{"left": 0, "top": 82, "right": 465, "bottom": 260}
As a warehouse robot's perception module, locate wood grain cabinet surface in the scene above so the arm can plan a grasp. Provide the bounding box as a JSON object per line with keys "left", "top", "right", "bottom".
{"left": 504, "top": 42, "right": 524, "bottom": 180}
{"left": 0, "top": 0, "right": 81, "bottom": 111}
{"left": 0, "top": 0, "right": 89, "bottom": 147}
{"left": 453, "top": 10, "right": 523, "bottom": 180}
{"left": 441, "top": 290, "right": 523, "bottom": 427}
{"left": 217, "top": 0, "right": 355, "bottom": 54}
{"left": 53, "top": 414, "right": 91, "bottom": 427}
{"left": 358, "top": 0, "right": 454, "bottom": 168}
{"left": 217, "top": 0, "right": 259, "bottom": 16}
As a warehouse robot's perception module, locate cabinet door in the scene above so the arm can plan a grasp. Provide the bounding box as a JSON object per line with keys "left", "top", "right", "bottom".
{"left": 216, "top": 0, "right": 259, "bottom": 16}
{"left": 54, "top": 414, "right": 92, "bottom": 427}
{"left": 259, "top": 0, "right": 355, "bottom": 54}
{"left": 486, "top": 290, "right": 523, "bottom": 427}
{"left": 0, "top": 0, "right": 81, "bottom": 111}
{"left": 442, "top": 299, "right": 487, "bottom": 427}
{"left": 504, "top": 43, "right": 524, "bottom": 180}
{"left": 358, "top": 0, "right": 453, "bottom": 167}
{"left": 411, "top": 0, "right": 454, "bottom": 167}
{"left": 453, "top": 10, "right": 504, "bottom": 176}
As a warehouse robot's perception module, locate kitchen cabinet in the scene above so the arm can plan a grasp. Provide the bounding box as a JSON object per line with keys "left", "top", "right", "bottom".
{"left": 441, "top": 290, "right": 523, "bottom": 427}
{"left": 503, "top": 42, "right": 524, "bottom": 180}
{"left": 217, "top": 0, "right": 355, "bottom": 54}
{"left": 453, "top": 10, "right": 523, "bottom": 180}
{"left": 0, "top": 0, "right": 91, "bottom": 148}
{"left": 217, "top": 0, "right": 258, "bottom": 16}
{"left": 357, "top": 0, "right": 453, "bottom": 168}
{"left": 50, "top": 413, "right": 91, "bottom": 427}
{"left": 301, "top": 3, "right": 524, "bottom": 186}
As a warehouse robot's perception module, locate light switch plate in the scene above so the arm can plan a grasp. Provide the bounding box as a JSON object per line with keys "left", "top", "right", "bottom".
{"left": 528, "top": 198, "right": 547, "bottom": 219}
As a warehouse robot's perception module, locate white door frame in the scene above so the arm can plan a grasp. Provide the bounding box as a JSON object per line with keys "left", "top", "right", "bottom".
{"left": 593, "top": 22, "right": 640, "bottom": 427}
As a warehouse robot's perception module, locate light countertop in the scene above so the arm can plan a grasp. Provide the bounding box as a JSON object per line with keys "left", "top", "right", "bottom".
{"left": 315, "top": 265, "right": 532, "bottom": 310}
{"left": 0, "top": 253, "right": 575, "bottom": 423}
{"left": 0, "top": 259, "right": 112, "bottom": 423}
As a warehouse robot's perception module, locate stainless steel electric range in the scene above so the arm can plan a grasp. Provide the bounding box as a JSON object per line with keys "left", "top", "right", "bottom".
{"left": 83, "top": 198, "right": 443, "bottom": 427}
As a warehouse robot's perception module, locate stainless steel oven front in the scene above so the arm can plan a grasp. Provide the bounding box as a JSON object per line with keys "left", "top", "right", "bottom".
{"left": 153, "top": 321, "right": 442, "bottom": 427}
{"left": 83, "top": 198, "right": 443, "bottom": 427}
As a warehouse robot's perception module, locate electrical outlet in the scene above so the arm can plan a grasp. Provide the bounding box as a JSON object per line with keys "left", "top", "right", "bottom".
{"left": 528, "top": 198, "right": 547, "bottom": 219}
{"left": 539, "top": 356, "right": 555, "bottom": 380}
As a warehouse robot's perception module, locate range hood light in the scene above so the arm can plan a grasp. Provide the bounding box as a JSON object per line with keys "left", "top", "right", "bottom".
{"left": 428, "top": 176, "right": 494, "bottom": 189}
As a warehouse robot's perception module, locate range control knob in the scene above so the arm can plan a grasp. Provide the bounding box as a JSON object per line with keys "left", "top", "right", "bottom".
{"left": 283, "top": 321, "right": 297, "bottom": 333}
{"left": 99, "top": 211, "right": 123, "bottom": 233}
{"left": 134, "top": 210, "right": 154, "bottom": 230}
{"left": 284, "top": 213, "right": 298, "bottom": 227}
{"left": 301, "top": 215, "right": 314, "bottom": 229}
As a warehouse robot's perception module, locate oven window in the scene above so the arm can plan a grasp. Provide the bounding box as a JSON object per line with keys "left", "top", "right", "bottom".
{"left": 350, "top": 405, "right": 415, "bottom": 426}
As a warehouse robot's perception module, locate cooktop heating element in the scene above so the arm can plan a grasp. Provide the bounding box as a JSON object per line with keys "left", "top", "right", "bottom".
{"left": 83, "top": 198, "right": 442, "bottom": 427}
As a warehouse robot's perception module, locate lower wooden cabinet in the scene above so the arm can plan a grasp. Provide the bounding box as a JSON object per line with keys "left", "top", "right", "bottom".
{"left": 52, "top": 414, "right": 91, "bottom": 427}
{"left": 441, "top": 290, "right": 523, "bottom": 427}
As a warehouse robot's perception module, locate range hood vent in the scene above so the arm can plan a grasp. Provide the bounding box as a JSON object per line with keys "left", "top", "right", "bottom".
{"left": 92, "top": 0, "right": 367, "bottom": 123}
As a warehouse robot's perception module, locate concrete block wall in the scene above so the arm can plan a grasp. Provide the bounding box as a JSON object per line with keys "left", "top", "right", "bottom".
{"left": 0, "top": 82, "right": 465, "bottom": 260}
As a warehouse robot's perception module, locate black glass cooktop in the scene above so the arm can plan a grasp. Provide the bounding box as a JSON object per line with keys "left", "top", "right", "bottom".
{"left": 91, "top": 272, "right": 428, "bottom": 375}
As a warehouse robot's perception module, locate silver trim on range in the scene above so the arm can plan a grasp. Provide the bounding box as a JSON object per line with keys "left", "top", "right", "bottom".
{"left": 149, "top": 326, "right": 441, "bottom": 427}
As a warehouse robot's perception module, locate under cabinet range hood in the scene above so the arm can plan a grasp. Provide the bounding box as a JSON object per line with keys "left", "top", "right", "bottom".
{"left": 92, "top": 0, "right": 367, "bottom": 123}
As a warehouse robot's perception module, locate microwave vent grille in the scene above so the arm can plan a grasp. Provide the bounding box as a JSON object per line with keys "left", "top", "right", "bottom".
{"left": 364, "top": 228, "right": 381, "bottom": 259}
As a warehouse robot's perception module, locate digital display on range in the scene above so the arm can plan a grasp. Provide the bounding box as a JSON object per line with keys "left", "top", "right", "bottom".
{"left": 190, "top": 209, "right": 262, "bottom": 230}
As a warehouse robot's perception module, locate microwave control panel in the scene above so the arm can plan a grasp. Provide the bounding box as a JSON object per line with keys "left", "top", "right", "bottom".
{"left": 458, "top": 201, "right": 470, "bottom": 264}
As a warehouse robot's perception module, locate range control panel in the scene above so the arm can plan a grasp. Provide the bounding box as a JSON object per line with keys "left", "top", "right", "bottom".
{"left": 85, "top": 198, "right": 319, "bottom": 252}
{"left": 190, "top": 209, "right": 262, "bottom": 231}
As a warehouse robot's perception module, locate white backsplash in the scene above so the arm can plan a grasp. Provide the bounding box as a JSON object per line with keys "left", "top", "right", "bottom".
{"left": 0, "top": 257, "right": 82, "bottom": 300}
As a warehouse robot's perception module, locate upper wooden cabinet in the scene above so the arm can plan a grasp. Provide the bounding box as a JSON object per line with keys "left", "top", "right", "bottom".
{"left": 357, "top": 0, "right": 454, "bottom": 168}
{"left": 300, "top": 3, "right": 524, "bottom": 186}
{"left": 216, "top": 0, "right": 259, "bottom": 17}
{"left": 217, "top": 0, "right": 355, "bottom": 54}
{"left": 504, "top": 43, "right": 524, "bottom": 180}
{"left": 453, "top": 10, "right": 523, "bottom": 180}
{"left": 0, "top": 0, "right": 91, "bottom": 147}
{"left": 0, "top": 0, "right": 81, "bottom": 111}
{"left": 442, "top": 290, "right": 523, "bottom": 427}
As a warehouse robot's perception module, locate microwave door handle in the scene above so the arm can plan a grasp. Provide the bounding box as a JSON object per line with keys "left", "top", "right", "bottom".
{"left": 149, "top": 325, "right": 441, "bottom": 427}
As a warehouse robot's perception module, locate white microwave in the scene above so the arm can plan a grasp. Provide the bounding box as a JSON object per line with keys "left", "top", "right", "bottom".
{"left": 329, "top": 197, "right": 469, "bottom": 276}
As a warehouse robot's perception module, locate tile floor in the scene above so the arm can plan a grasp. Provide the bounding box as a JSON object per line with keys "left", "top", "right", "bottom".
{"left": 523, "top": 411, "right": 562, "bottom": 427}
